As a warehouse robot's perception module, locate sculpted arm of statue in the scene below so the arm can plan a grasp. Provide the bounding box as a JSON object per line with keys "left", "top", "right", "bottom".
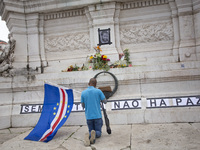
{"left": 0, "top": 64, "right": 11, "bottom": 73}
{"left": 0, "top": 45, "right": 9, "bottom": 63}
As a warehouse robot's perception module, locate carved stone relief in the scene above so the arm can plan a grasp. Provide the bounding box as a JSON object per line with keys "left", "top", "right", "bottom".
{"left": 120, "top": 22, "right": 174, "bottom": 45}
{"left": 0, "top": 33, "right": 16, "bottom": 77}
{"left": 45, "top": 32, "right": 90, "bottom": 52}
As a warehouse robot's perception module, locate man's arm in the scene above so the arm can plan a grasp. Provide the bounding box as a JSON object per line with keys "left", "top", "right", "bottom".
{"left": 81, "top": 102, "right": 85, "bottom": 109}
{"left": 81, "top": 92, "right": 85, "bottom": 109}
{"left": 102, "top": 98, "right": 107, "bottom": 104}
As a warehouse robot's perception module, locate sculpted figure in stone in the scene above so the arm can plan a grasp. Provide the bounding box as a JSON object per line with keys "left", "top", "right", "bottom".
{"left": 0, "top": 33, "right": 16, "bottom": 77}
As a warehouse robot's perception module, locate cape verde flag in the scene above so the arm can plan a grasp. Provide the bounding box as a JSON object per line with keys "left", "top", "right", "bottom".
{"left": 24, "top": 83, "right": 74, "bottom": 142}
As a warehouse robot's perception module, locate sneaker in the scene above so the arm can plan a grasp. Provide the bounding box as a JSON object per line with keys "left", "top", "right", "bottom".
{"left": 84, "top": 132, "right": 90, "bottom": 146}
{"left": 90, "top": 130, "right": 96, "bottom": 144}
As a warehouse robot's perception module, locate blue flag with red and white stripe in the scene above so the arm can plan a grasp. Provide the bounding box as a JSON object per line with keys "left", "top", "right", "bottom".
{"left": 24, "top": 83, "right": 74, "bottom": 142}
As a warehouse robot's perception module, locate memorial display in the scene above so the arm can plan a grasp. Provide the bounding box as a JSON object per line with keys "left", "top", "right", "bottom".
{"left": 0, "top": 0, "right": 200, "bottom": 129}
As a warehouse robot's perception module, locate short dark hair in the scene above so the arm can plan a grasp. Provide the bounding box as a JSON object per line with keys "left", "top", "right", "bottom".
{"left": 89, "top": 78, "right": 97, "bottom": 87}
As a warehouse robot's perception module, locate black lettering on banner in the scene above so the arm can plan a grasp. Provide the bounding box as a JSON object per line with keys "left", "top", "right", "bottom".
{"left": 186, "top": 98, "right": 194, "bottom": 106}
{"left": 114, "top": 101, "right": 120, "bottom": 109}
{"left": 132, "top": 100, "right": 139, "bottom": 108}
{"left": 31, "top": 105, "right": 36, "bottom": 112}
{"left": 20, "top": 96, "right": 200, "bottom": 113}
{"left": 197, "top": 98, "right": 200, "bottom": 105}
{"left": 21, "top": 99, "right": 142, "bottom": 113}
{"left": 150, "top": 99, "right": 157, "bottom": 107}
{"left": 38, "top": 105, "right": 43, "bottom": 113}
{"left": 123, "top": 101, "right": 130, "bottom": 109}
{"left": 20, "top": 104, "right": 43, "bottom": 114}
{"left": 24, "top": 105, "right": 29, "bottom": 112}
{"left": 112, "top": 99, "right": 141, "bottom": 110}
{"left": 176, "top": 98, "right": 182, "bottom": 106}
{"left": 74, "top": 103, "right": 79, "bottom": 111}
{"left": 147, "top": 96, "right": 200, "bottom": 109}
{"left": 160, "top": 99, "right": 167, "bottom": 107}
{"left": 147, "top": 99, "right": 168, "bottom": 108}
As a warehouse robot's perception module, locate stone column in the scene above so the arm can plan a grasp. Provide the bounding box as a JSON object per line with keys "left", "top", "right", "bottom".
{"left": 25, "top": 13, "right": 48, "bottom": 72}
{"left": 5, "top": 12, "right": 28, "bottom": 69}
{"left": 25, "top": 13, "right": 42, "bottom": 70}
{"left": 86, "top": 2, "right": 120, "bottom": 62}
{"left": 176, "top": 0, "right": 197, "bottom": 61}
{"left": 193, "top": 0, "right": 200, "bottom": 60}
{"left": 85, "top": 7, "right": 94, "bottom": 51}
{"left": 114, "top": 3, "right": 123, "bottom": 54}
{"left": 38, "top": 14, "right": 47, "bottom": 73}
{"left": 169, "top": 0, "right": 180, "bottom": 62}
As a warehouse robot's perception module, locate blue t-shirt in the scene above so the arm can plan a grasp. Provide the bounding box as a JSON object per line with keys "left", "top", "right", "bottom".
{"left": 81, "top": 86, "right": 105, "bottom": 120}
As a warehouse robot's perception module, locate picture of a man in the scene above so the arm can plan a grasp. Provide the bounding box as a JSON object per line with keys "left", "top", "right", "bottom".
{"left": 100, "top": 30, "right": 109, "bottom": 44}
{"left": 98, "top": 28, "right": 112, "bottom": 45}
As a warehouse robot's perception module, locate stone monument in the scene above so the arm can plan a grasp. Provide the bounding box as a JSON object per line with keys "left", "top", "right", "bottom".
{"left": 0, "top": 0, "right": 200, "bottom": 129}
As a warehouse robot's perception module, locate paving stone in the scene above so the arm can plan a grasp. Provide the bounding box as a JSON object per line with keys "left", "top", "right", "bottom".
{"left": 0, "top": 129, "right": 10, "bottom": 134}
{"left": 131, "top": 123, "right": 200, "bottom": 150}
{"left": 9, "top": 128, "right": 32, "bottom": 134}
{"left": 0, "top": 133, "right": 19, "bottom": 144}
{"left": 0, "top": 124, "right": 200, "bottom": 150}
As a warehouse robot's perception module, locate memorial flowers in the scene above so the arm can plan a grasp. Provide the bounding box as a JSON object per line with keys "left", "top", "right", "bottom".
{"left": 88, "top": 46, "right": 110, "bottom": 71}
{"left": 123, "top": 49, "right": 132, "bottom": 66}
{"left": 62, "top": 46, "right": 132, "bottom": 72}
{"left": 110, "top": 49, "right": 132, "bottom": 68}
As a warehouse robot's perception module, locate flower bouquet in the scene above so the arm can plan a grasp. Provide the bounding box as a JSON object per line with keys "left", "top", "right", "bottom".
{"left": 88, "top": 46, "right": 110, "bottom": 71}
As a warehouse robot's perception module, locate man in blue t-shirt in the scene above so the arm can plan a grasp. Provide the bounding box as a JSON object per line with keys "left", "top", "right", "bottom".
{"left": 81, "top": 78, "right": 107, "bottom": 146}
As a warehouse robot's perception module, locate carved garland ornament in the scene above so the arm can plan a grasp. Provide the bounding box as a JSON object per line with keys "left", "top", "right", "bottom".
{"left": 120, "top": 22, "right": 173, "bottom": 45}
{"left": 45, "top": 32, "right": 90, "bottom": 52}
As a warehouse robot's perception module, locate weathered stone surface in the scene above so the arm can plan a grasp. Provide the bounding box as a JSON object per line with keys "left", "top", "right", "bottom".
{"left": 131, "top": 123, "right": 200, "bottom": 150}
{"left": 0, "top": 124, "right": 200, "bottom": 150}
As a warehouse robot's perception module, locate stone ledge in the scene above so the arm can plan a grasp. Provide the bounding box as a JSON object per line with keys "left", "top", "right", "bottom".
{"left": 0, "top": 61, "right": 199, "bottom": 92}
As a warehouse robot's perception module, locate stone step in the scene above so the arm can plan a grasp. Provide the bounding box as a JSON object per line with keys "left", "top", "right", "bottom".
{"left": 1, "top": 61, "right": 199, "bottom": 92}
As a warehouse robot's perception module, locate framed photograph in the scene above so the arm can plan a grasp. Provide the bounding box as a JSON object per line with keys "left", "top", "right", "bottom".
{"left": 98, "top": 28, "right": 112, "bottom": 45}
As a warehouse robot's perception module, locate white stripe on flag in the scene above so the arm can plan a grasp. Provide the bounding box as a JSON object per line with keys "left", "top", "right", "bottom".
{"left": 39, "top": 87, "right": 68, "bottom": 141}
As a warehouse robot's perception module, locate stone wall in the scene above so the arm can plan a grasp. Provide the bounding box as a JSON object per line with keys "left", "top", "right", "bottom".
{"left": 0, "top": 0, "right": 200, "bottom": 129}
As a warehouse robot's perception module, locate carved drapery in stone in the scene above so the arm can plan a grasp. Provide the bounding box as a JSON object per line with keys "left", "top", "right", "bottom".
{"left": 120, "top": 22, "right": 174, "bottom": 45}
{"left": 44, "top": 32, "right": 90, "bottom": 52}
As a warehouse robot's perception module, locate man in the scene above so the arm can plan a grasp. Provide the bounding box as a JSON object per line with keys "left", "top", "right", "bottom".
{"left": 81, "top": 78, "right": 107, "bottom": 146}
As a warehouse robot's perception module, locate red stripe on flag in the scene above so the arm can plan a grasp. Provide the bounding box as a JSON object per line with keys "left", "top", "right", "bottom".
{"left": 40, "top": 88, "right": 66, "bottom": 141}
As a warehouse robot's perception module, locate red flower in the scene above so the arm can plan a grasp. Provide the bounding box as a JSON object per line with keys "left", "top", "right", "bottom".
{"left": 101, "top": 55, "right": 107, "bottom": 61}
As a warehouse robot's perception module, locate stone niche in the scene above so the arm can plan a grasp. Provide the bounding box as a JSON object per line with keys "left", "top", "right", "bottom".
{"left": 0, "top": 0, "right": 200, "bottom": 129}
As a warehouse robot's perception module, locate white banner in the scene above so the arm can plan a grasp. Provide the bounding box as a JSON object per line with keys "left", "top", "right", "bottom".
{"left": 20, "top": 96, "right": 200, "bottom": 114}
{"left": 111, "top": 99, "right": 141, "bottom": 110}
{"left": 147, "top": 96, "right": 200, "bottom": 108}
